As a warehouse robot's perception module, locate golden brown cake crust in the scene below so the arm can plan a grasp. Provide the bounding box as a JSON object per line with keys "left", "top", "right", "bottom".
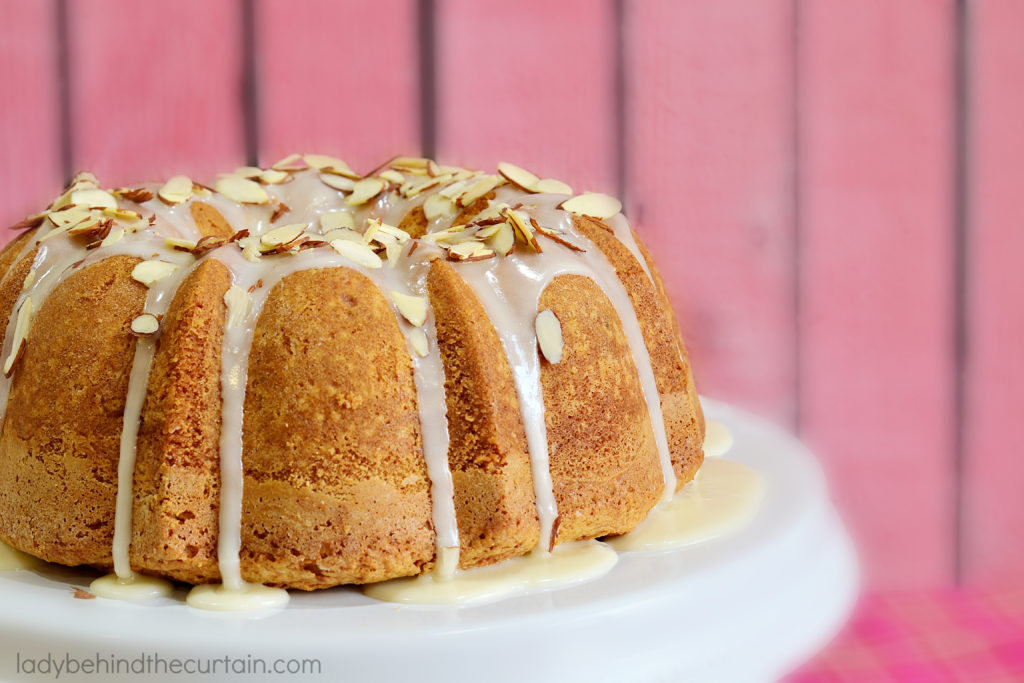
{"left": 428, "top": 260, "right": 540, "bottom": 569}
{"left": 238, "top": 267, "right": 434, "bottom": 589}
{"left": 540, "top": 275, "right": 664, "bottom": 544}
{"left": 0, "top": 256, "right": 145, "bottom": 566}
{"left": 131, "top": 258, "right": 231, "bottom": 584}
{"left": 573, "top": 216, "right": 705, "bottom": 488}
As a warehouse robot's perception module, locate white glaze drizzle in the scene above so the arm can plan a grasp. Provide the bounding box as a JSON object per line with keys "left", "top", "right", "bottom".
{"left": 0, "top": 159, "right": 679, "bottom": 603}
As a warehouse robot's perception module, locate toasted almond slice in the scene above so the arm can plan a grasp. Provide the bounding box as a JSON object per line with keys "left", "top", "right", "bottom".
{"left": 322, "top": 228, "right": 364, "bottom": 243}
{"left": 390, "top": 157, "right": 432, "bottom": 174}
{"left": 130, "top": 313, "right": 160, "bottom": 336}
{"left": 46, "top": 207, "right": 93, "bottom": 230}
{"left": 457, "top": 175, "right": 504, "bottom": 207}
{"left": 113, "top": 187, "right": 155, "bottom": 203}
{"left": 377, "top": 222, "right": 411, "bottom": 243}
{"left": 439, "top": 179, "right": 471, "bottom": 199}
{"left": 261, "top": 223, "right": 307, "bottom": 248}
{"left": 346, "top": 177, "right": 387, "bottom": 206}
{"left": 319, "top": 210, "right": 355, "bottom": 232}
{"left": 101, "top": 227, "right": 125, "bottom": 247}
{"left": 320, "top": 173, "right": 356, "bottom": 192}
{"left": 559, "top": 192, "right": 622, "bottom": 219}
{"left": 363, "top": 217, "right": 382, "bottom": 244}
{"left": 390, "top": 291, "right": 428, "bottom": 326}
{"left": 447, "top": 241, "right": 487, "bottom": 260}
{"left": 474, "top": 224, "right": 503, "bottom": 239}
{"left": 215, "top": 175, "right": 268, "bottom": 204}
{"left": 486, "top": 220, "right": 515, "bottom": 257}
{"left": 423, "top": 193, "right": 456, "bottom": 221}
{"left": 271, "top": 153, "right": 308, "bottom": 171}
{"left": 330, "top": 239, "right": 383, "bottom": 268}
{"left": 70, "top": 188, "right": 118, "bottom": 210}
{"left": 240, "top": 236, "right": 262, "bottom": 262}
{"left": 408, "top": 328, "right": 429, "bottom": 357}
{"left": 422, "top": 226, "right": 467, "bottom": 244}
{"left": 102, "top": 207, "right": 143, "bottom": 222}
{"left": 70, "top": 171, "right": 100, "bottom": 189}
{"left": 158, "top": 175, "right": 194, "bottom": 204}
{"left": 497, "top": 162, "right": 541, "bottom": 192}
{"left": 131, "top": 260, "right": 179, "bottom": 286}
{"left": 235, "top": 166, "right": 264, "bottom": 179}
{"left": 224, "top": 285, "right": 252, "bottom": 328}
{"left": 401, "top": 175, "right": 446, "bottom": 198}
{"left": 473, "top": 201, "right": 509, "bottom": 224}
{"left": 536, "top": 309, "right": 564, "bottom": 364}
{"left": 535, "top": 178, "right": 574, "bottom": 195}
{"left": 503, "top": 208, "right": 542, "bottom": 252}
{"left": 379, "top": 169, "right": 405, "bottom": 184}
{"left": 4, "top": 298, "right": 33, "bottom": 376}
{"left": 260, "top": 169, "right": 290, "bottom": 185}
{"left": 305, "top": 154, "right": 361, "bottom": 179}
{"left": 165, "top": 236, "right": 198, "bottom": 252}
{"left": 384, "top": 240, "right": 402, "bottom": 267}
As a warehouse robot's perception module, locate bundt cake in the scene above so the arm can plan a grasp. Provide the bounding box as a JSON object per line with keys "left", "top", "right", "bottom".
{"left": 0, "top": 155, "right": 704, "bottom": 595}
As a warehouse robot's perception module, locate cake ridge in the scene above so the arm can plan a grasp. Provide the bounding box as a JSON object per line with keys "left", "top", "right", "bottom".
{"left": 0, "top": 155, "right": 703, "bottom": 594}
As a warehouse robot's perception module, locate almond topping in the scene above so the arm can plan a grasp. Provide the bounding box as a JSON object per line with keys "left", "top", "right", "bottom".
{"left": 423, "top": 193, "right": 456, "bottom": 221}
{"left": 378, "top": 169, "right": 405, "bottom": 184}
{"left": 322, "top": 228, "right": 364, "bottom": 243}
{"left": 503, "top": 208, "right": 542, "bottom": 252}
{"left": 535, "top": 178, "right": 574, "bottom": 195}
{"left": 101, "top": 228, "right": 125, "bottom": 247}
{"left": 102, "top": 207, "right": 143, "bottom": 222}
{"left": 114, "top": 187, "right": 155, "bottom": 203}
{"left": 215, "top": 175, "right": 268, "bottom": 204}
{"left": 408, "top": 328, "right": 429, "bottom": 357}
{"left": 497, "top": 162, "right": 541, "bottom": 192}
{"left": 346, "top": 177, "right": 387, "bottom": 206}
{"left": 224, "top": 285, "right": 252, "bottom": 328}
{"left": 235, "top": 166, "right": 263, "bottom": 179}
{"left": 536, "top": 309, "right": 564, "bottom": 364}
{"left": 260, "top": 223, "right": 307, "bottom": 248}
{"left": 271, "top": 153, "right": 308, "bottom": 171}
{"left": 319, "top": 210, "right": 356, "bottom": 232}
{"left": 158, "top": 175, "right": 194, "bottom": 204}
{"left": 131, "top": 260, "right": 179, "bottom": 286}
{"left": 3, "top": 298, "right": 33, "bottom": 376}
{"left": 330, "top": 239, "right": 383, "bottom": 268}
{"left": 447, "top": 241, "right": 494, "bottom": 261}
{"left": 165, "top": 237, "right": 198, "bottom": 252}
{"left": 457, "top": 175, "right": 504, "bottom": 207}
{"left": 320, "top": 173, "right": 356, "bottom": 193}
{"left": 260, "top": 169, "right": 290, "bottom": 185}
{"left": 70, "top": 188, "right": 118, "bottom": 210}
{"left": 305, "top": 154, "right": 361, "bottom": 179}
{"left": 559, "top": 192, "right": 622, "bottom": 219}
{"left": 532, "top": 218, "right": 586, "bottom": 252}
{"left": 390, "top": 291, "right": 428, "bottom": 327}
{"left": 130, "top": 313, "right": 160, "bottom": 336}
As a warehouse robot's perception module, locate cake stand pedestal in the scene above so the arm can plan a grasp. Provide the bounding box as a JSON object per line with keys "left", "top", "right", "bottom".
{"left": 0, "top": 399, "right": 856, "bottom": 682}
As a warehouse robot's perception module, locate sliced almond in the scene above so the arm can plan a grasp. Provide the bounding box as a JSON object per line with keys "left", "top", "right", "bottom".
{"left": 46, "top": 207, "right": 94, "bottom": 230}
{"left": 535, "top": 309, "right": 564, "bottom": 364}
{"left": 421, "top": 226, "right": 467, "bottom": 244}
{"left": 535, "top": 178, "right": 574, "bottom": 195}
{"left": 486, "top": 221, "right": 515, "bottom": 256}
{"left": 114, "top": 187, "right": 155, "bottom": 203}
{"left": 102, "top": 207, "right": 143, "bottom": 222}
{"left": 260, "top": 169, "right": 290, "bottom": 185}
{"left": 378, "top": 169, "right": 405, "bottom": 184}
{"left": 158, "top": 175, "right": 194, "bottom": 204}
{"left": 559, "top": 192, "right": 622, "bottom": 219}
{"left": 101, "top": 227, "right": 125, "bottom": 247}
{"left": 323, "top": 227, "right": 364, "bottom": 243}
{"left": 330, "top": 239, "right": 383, "bottom": 268}
{"left": 235, "top": 166, "right": 264, "bottom": 179}
{"left": 497, "top": 162, "right": 541, "bottom": 192}
{"left": 320, "top": 173, "right": 356, "bottom": 193}
{"left": 400, "top": 175, "right": 445, "bottom": 199}
{"left": 447, "top": 241, "right": 494, "bottom": 262}
{"left": 130, "top": 313, "right": 160, "bottom": 336}
{"left": 165, "top": 237, "right": 198, "bottom": 252}
{"left": 4, "top": 298, "right": 33, "bottom": 376}
{"left": 377, "top": 222, "right": 411, "bottom": 243}
{"left": 503, "top": 208, "right": 542, "bottom": 252}
{"left": 423, "top": 193, "right": 456, "bottom": 221}
{"left": 260, "top": 223, "right": 307, "bottom": 248}
{"left": 346, "top": 177, "right": 387, "bottom": 206}
{"left": 271, "top": 153, "right": 308, "bottom": 171}
{"left": 224, "top": 285, "right": 252, "bottom": 328}
{"left": 215, "top": 175, "right": 268, "bottom": 204}
{"left": 384, "top": 240, "right": 402, "bottom": 267}
{"left": 70, "top": 188, "right": 118, "bottom": 210}
{"left": 363, "top": 217, "right": 382, "bottom": 244}
{"left": 457, "top": 175, "right": 504, "bottom": 207}
{"left": 390, "top": 157, "right": 434, "bottom": 175}
{"left": 408, "top": 327, "right": 429, "bottom": 357}
{"left": 319, "top": 210, "right": 355, "bottom": 232}
{"left": 240, "top": 236, "right": 262, "bottom": 263}
{"left": 532, "top": 218, "right": 586, "bottom": 252}
{"left": 390, "top": 291, "right": 428, "bottom": 327}
{"left": 305, "top": 154, "right": 360, "bottom": 179}
{"left": 131, "top": 260, "right": 179, "bottom": 286}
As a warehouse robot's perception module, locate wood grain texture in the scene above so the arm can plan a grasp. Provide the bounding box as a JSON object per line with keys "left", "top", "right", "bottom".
{"left": 0, "top": 0, "right": 61, "bottom": 246}
{"left": 799, "top": 0, "right": 956, "bottom": 589}
{"left": 258, "top": 0, "right": 420, "bottom": 173}
{"left": 435, "top": 0, "right": 617, "bottom": 194}
{"left": 625, "top": 0, "right": 797, "bottom": 426}
{"left": 67, "top": 0, "right": 245, "bottom": 187}
{"left": 962, "top": 0, "right": 1024, "bottom": 587}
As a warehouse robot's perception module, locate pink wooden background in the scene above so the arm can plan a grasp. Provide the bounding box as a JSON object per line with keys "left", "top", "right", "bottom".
{"left": 0, "top": 0, "right": 1020, "bottom": 592}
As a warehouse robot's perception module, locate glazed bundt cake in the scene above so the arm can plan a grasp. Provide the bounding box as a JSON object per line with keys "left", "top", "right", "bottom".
{"left": 0, "top": 155, "right": 704, "bottom": 593}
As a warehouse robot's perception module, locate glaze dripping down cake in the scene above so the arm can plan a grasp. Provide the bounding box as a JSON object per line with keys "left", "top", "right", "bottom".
{"left": 0, "top": 155, "right": 704, "bottom": 591}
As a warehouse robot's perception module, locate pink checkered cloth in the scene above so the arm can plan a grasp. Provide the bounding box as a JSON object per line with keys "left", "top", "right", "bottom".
{"left": 787, "top": 588, "right": 1024, "bottom": 682}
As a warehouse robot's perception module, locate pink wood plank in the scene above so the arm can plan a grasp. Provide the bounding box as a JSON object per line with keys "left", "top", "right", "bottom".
{"left": 800, "top": 0, "right": 955, "bottom": 589}
{"left": 0, "top": 1, "right": 62, "bottom": 247}
{"left": 963, "top": 0, "right": 1024, "bottom": 587}
{"left": 68, "top": 0, "right": 244, "bottom": 187}
{"left": 435, "top": 0, "right": 616, "bottom": 194}
{"left": 626, "top": 1, "right": 797, "bottom": 426}
{"left": 258, "top": 0, "right": 419, "bottom": 174}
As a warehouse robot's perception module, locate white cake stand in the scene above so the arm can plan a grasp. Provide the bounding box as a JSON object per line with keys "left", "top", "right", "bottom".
{"left": 0, "top": 399, "right": 856, "bottom": 683}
